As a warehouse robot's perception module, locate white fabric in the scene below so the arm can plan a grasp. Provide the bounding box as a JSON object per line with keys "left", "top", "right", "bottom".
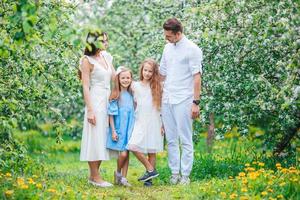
{"left": 161, "top": 98, "right": 194, "bottom": 176}
{"left": 115, "top": 66, "right": 127, "bottom": 75}
{"left": 127, "top": 82, "right": 164, "bottom": 153}
{"left": 159, "top": 36, "right": 202, "bottom": 176}
{"left": 160, "top": 36, "right": 203, "bottom": 104}
{"left": 80, "top": 55, "right": 116, "bottom": 161}
{"left": 101, "top": 50, "right": 113, "bottom": 64}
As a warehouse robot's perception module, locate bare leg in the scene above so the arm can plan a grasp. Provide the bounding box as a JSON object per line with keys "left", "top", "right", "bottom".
{"left": 122, "top": 153, "right": 129, "bottom": 177}
{"left": 143, "top": 153, "right": 157, "bottom": 186}
{"left": 148, "top": 153, "right": 156, "bottom": 169}
{"left": 133, "top": 151, "right": 154, "bottom": 171}
{"left": 88, "top": 161, "right": 103, "bottom": 182}
{"left": 117, "top": 151, "right": 128, "bottom": 173}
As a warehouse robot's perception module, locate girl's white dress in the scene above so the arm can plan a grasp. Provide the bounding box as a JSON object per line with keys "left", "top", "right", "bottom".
{"left": 127, "top": 81, "right": 164, "bottom": 153}
{"left": 80, "top": 53, "right": 116, "bottom": 161}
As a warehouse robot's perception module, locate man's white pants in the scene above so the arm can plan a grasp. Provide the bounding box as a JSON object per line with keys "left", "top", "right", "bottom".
{"left": 161, "top": 98, "right": 194, "bottom": 176}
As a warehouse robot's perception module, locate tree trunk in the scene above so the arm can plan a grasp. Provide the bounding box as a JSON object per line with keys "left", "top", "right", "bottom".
{"left": 273, "top": 120, "right": 300, "bottom": 155}
{"left": 207, "top": 112, "right": 215, "bottom": 153}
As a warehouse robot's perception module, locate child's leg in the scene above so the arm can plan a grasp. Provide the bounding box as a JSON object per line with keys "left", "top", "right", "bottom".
{"left": 148, "top": 153, "right": 156, "bottom": 169}
{"left": 119, "top": 152, "right": 132, "bottom": 186}
{"left": 115, "top": 152, "right": 128, "bottom": 185}
{"left": 133, "top": 151, "right": 154, "bottom": 171}
{"left": 117, "top": 151, "right": 128, "bottom": 173}
{"left": 121, "top": 151, "right": 129, "bottom": 177}
{"left": 144, "top": 153, "right": 156, "bottom": 186}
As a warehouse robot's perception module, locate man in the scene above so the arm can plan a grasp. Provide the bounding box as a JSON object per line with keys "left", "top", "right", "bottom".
{"left": 160, "top": 18, "right": 203, "bottom": 185}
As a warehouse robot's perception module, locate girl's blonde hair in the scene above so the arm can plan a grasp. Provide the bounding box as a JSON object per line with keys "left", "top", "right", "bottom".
{"left": 139, "top": 58, "right": 162, "bottom": 110}
{"left": 109, "top": 67, "right": 133, "bottom": 101}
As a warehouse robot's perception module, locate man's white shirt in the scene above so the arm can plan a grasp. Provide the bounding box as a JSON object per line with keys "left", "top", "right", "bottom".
{"left": 160, "top": 36, "right": 203, "bottom": 104}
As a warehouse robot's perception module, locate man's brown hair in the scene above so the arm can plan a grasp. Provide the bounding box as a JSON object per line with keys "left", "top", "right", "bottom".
{"left": 163, "top": 18, "right": 183, "bottom": 33}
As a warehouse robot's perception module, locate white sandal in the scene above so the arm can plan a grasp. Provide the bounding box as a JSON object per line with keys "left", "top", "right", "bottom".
{"left": 88, "top": 179, "right": 113, "bottom": 187}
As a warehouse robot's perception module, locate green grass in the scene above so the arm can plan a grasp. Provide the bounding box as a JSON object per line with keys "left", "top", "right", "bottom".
{"left": 1, "top": 130, "right": 299, "bottom": 199}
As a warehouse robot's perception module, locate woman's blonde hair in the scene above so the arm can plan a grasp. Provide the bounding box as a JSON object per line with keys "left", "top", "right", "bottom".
{"left": 139, "top": 58, "right": 162, "bottom": 110}
{"left": 109, "top": 67, "right": 133, "bottom": 101}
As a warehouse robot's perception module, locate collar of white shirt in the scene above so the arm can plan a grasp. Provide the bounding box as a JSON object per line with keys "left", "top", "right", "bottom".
{"left": 174, "top": 35, "right": 187, "bottom": 46}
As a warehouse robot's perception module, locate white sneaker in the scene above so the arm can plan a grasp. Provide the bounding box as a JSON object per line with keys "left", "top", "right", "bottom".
{"left": 170, "top": 174, "right": 181, "bottom": 185}
{"left": 120, "top": 177, "right": 131, "bottom": 187}
{"left": 114, "top": 171, "right": 122, "bottom": 185}
{"left": 88, "top": 180, "right": 113, "bottom": 187}
{"left": 179, "top": 176, "right": 190, "bottom": 185}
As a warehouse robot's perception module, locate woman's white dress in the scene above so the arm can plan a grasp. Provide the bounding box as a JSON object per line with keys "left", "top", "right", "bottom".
{"left": 127, "top": 82, "right": 164, "bottom": 153}
{"left": 80, "top": 53, "right": 115, "bottom": 161}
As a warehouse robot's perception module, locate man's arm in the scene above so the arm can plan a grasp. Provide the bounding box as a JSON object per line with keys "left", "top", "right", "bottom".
{"left": 159, "top": 47, "right": 167, "bottom": 80}
{"left": 191, "top": 73, "right": 201, "bottom": 119}
{"left": 189, "top": 46, "right": 203, "bottom": 119}
{"left": 193, "top": 73, "right": 201, "bottom": 100}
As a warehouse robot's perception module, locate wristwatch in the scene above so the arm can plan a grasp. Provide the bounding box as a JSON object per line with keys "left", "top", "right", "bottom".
{"left": 193, "top": 100, "right": 200, "bottom": 105}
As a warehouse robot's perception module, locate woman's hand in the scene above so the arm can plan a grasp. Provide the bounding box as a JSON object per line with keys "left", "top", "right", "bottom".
{"left": 87, "top": 110, "right": 96, "bottom": 125}
{"left": 112, "top": 131, "right": 118, "bottom": 141}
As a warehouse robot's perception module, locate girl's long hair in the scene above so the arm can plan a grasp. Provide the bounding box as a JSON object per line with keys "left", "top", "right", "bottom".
{"left": 109, "top": 67, "right": 133, "bottom": 101}
{"left": 139, "top": 58, "right": 162, "bottom": 110}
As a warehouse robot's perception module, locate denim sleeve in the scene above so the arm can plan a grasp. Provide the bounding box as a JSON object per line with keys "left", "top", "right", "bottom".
{"left": 108, "top": 100, "right": 118, "bottom": 115}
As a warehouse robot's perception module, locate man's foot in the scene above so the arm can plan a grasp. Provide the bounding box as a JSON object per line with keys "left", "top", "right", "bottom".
{"left": 178, "top": 175, "right": 190, "bottom": 185}
{"left": 114, "top": 171, "right": 122, "bottom": 185}
{"left": 144, "top": 179, "right": 153, "bottom": 187}
{"left": 138, "top": 170, "right": 159, "bottom": 182}
{"left": 170, "top": 174, "right": 181, "bottom": 185}
{"left": 120, "top": 177, "right": 131, "bottom": 187}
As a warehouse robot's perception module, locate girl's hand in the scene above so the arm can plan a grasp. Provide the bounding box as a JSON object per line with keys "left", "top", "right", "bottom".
{"left": 87, "top": 110, "right": 96, "bottom": 125}
{"left": 112, "top": 131, "right": 118, "bottom": 141}
{"left": 161, "top": 126, "right": 165, "bottom": 136}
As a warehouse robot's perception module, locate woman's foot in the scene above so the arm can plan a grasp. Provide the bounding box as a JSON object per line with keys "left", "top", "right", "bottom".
{"left": 88, "top": 177, "right": 113, "bottom": 187}
{"left": 88, "top": 179, "right": 113, "bottom": 187}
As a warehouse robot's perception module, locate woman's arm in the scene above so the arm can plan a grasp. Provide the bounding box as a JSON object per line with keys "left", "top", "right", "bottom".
{"left": 111, "top": 64, "right": 116, "bottom": 81}
{"left": 81, "top": 57, "right": 96, "bottom": 125}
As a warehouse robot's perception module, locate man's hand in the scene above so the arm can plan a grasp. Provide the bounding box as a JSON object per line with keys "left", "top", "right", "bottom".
{"left": 191, "top": 104, "right": 200, "bottom": 119}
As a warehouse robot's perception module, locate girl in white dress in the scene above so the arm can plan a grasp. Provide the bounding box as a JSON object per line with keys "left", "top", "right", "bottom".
{"left": 127, "top": 58, "right": 164, "bottom": 184}
{"left": 79, "top": 31, "right": 115, "bottom": 187}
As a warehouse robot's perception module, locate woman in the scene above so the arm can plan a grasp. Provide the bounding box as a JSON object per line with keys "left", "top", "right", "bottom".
{"left": 79, "top": 31, "right": 116, "bottom": 187}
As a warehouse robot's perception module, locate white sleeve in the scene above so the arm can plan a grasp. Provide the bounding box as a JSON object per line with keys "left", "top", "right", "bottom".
{"left": 79, "top": 55, "right": 95, "bottom": 70}
{"left": 159, "top": 47, "right": 167, "bottom": 76}
{"left": 131, "top": 81, "right": 136, "bottom": 92}
{"left": 189, "top": 46, "right": 203, "bottom": 75}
